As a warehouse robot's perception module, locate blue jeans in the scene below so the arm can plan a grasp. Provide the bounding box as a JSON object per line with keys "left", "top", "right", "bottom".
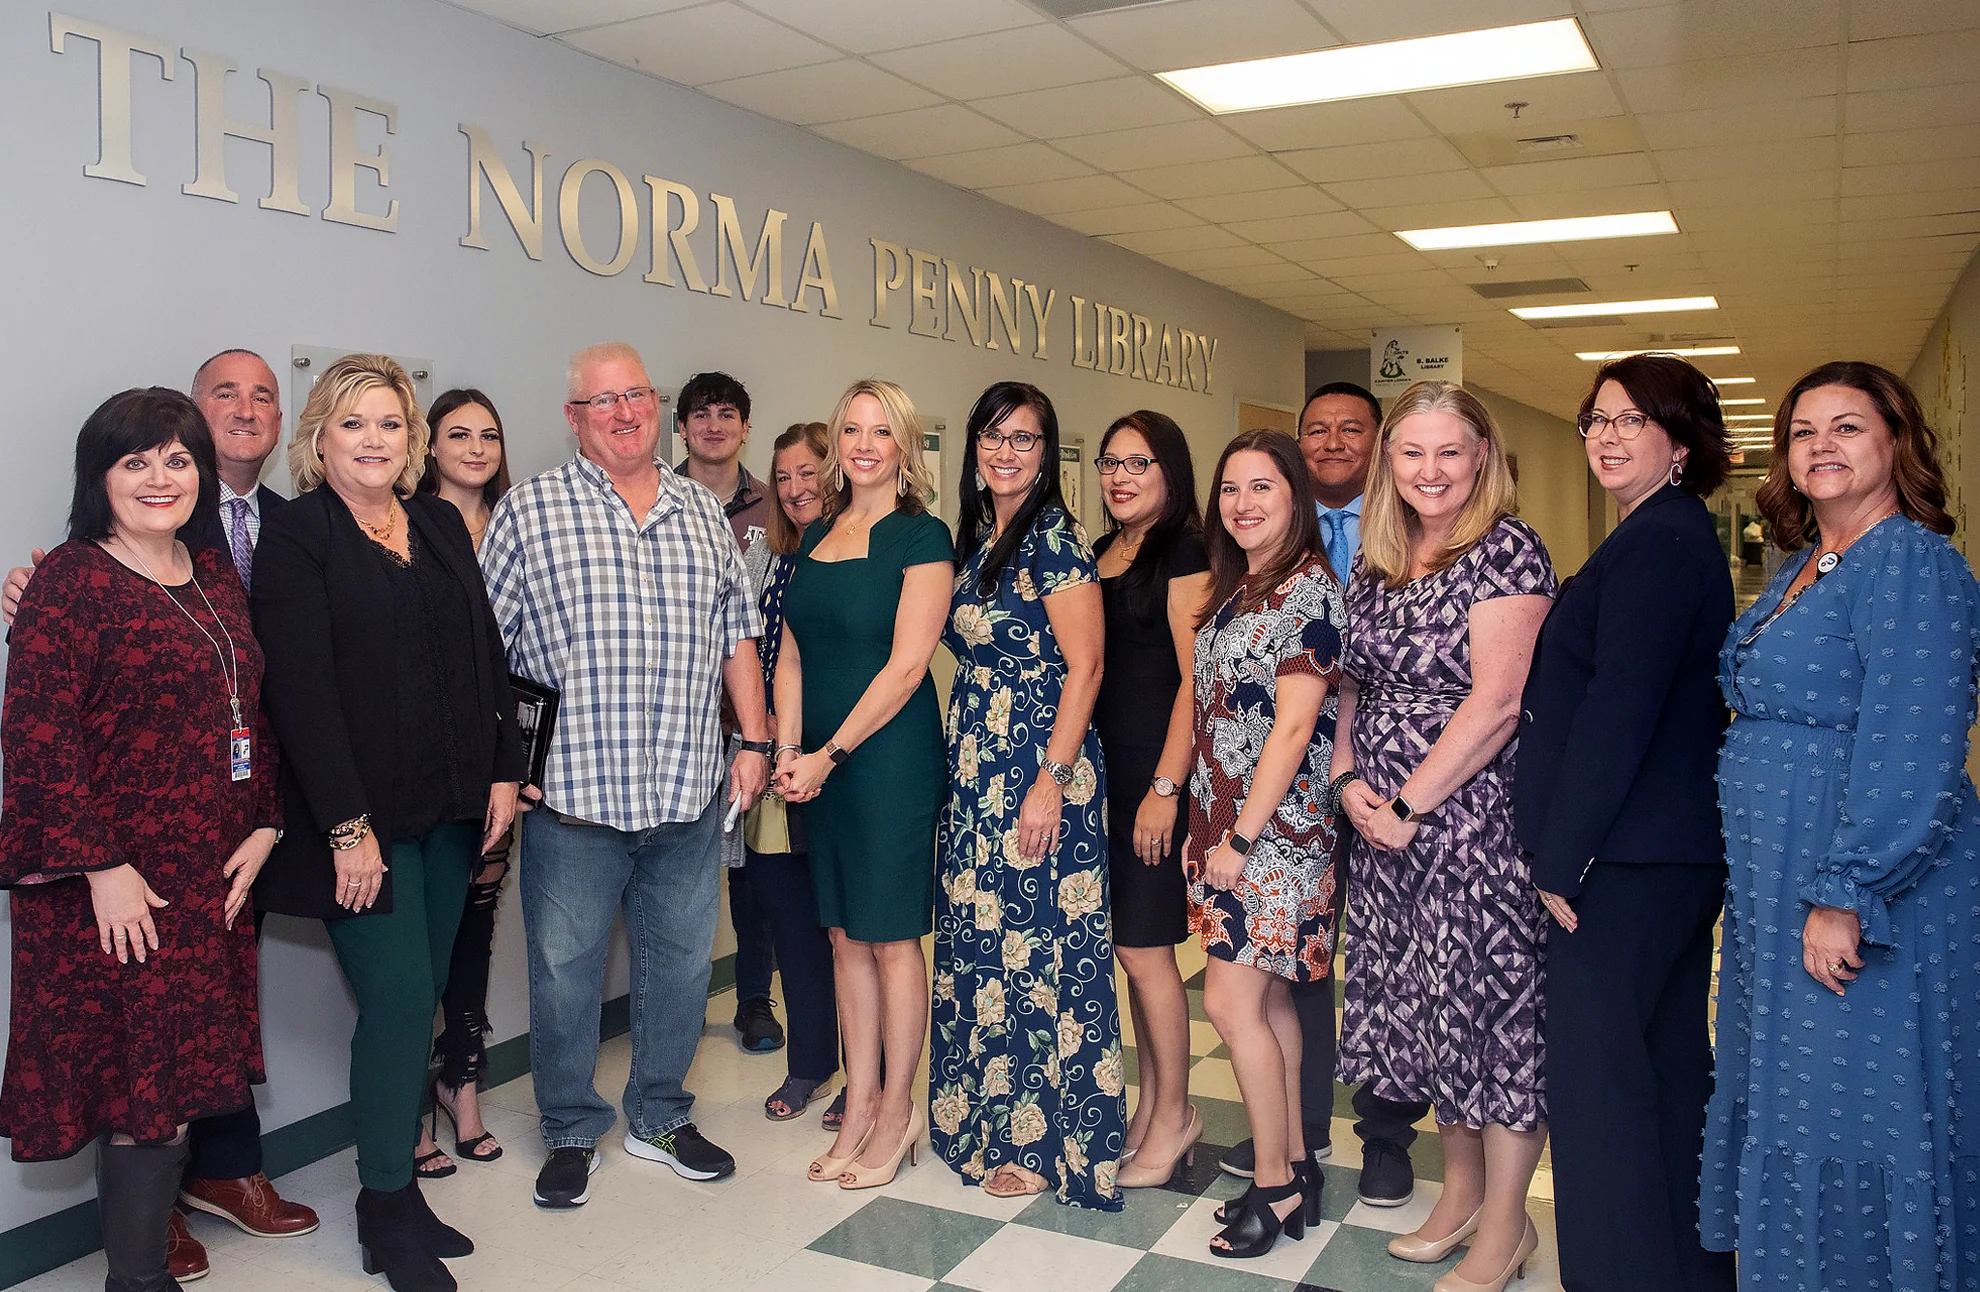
{"left": 519, "top": 795, "right": 723, "bottom": 1148}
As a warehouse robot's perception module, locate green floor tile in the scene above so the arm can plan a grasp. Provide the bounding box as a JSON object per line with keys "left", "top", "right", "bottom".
{"left": 1294, "top": 1220, "right": 1461, "bottom": 1290}
{"left": 1315, "top": 1164, "right": 1359, "bottom": 1224}
{"left": 1014, "top": 1178, "right": 1196, "bottom": 1249}
{"left": 1114, "top": 1251, "right": 1297, "bottom": 1292}
{"left": 808, "top": 1197, "right": 1004, "bottom": 1280}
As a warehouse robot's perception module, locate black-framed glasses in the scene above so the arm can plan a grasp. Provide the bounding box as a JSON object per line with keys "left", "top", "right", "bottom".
{"left": 1095, "top": 454, "right": 1154, "bottom": 475}
{"left": 567, "top": 386, "right": 658, "bottom": 414}
{"left": 979, "top": 430, "right": 1041, "bottom": 452}
{"left": 1577, "top": 411, "right": 1650, "bottom": 439}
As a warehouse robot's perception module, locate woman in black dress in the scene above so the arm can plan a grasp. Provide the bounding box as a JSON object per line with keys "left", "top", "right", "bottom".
{"left": 1091, "top": 411, "right": 1211, "bottom": 1189}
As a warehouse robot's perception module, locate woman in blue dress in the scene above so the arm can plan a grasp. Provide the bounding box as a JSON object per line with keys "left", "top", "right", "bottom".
{"left": 1708, "top": 360, "right": 1980, "bottom": 1292}
{"left": 931, "top": 381, "right": 1124, "bottom": 1209}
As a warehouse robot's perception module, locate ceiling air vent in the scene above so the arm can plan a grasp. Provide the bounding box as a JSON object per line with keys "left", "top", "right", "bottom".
{"left": 1515, "top": 133, "right": 1582, "bottom": 154}
{"left": 1469, "top": 277, "right": 1590, "bottom": 300}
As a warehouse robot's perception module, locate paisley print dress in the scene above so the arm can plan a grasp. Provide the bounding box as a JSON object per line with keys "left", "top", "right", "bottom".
{"left": 931, "top": 507, "right": 1125, "bottom": 1209}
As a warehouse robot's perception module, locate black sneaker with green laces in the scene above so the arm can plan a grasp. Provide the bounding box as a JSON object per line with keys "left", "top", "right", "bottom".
{"left": 532, "top": 1146, "right": 599, "bottom": 1209}
{"left": 624, "top": 1123, "right": 735, "bottom": 1181}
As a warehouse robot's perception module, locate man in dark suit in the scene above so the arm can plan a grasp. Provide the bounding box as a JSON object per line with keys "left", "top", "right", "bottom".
{"left": 2, "top": 348, "right": 320, "bottom": 1279}
{"left": 1218, "top": 381, "right": 1433, "bottom": 1210}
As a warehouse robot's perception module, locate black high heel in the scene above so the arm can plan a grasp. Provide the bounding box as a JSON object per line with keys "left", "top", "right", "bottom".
{"left": 1295, "top": 1155, "right": 1324, "bottom": 1227}
{"left": 1214, "top": 1181, "right": 1255, "bottom": 1226}
{"left": 1211, "top": 1176, "right": 1305, "bottom": 1259}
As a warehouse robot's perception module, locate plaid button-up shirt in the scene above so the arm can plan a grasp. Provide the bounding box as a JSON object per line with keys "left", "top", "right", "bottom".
{"left": 481, "top": 453, "right": 762, "bottom": 830}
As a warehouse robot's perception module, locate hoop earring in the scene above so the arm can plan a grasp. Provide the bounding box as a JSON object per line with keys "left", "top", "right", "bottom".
{"left": 1668, "top": 457, "right": 1684, "bottom": 487}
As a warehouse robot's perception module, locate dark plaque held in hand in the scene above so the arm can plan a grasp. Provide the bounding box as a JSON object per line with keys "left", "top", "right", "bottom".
{"left": 509, "top": 674, "right": 560, "bottom": 790}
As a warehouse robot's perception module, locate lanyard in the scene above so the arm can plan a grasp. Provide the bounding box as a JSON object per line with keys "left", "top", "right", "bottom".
{"left": 117, "top": 541, "right": 244, "bottom": 731}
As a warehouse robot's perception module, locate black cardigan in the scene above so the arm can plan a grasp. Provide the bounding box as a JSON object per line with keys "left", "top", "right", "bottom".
{"left": 251, "top": 488, "right": 524, "bottom": 919}
{"left": 1513, "top": 485, "right": 1734, "bottom": 897}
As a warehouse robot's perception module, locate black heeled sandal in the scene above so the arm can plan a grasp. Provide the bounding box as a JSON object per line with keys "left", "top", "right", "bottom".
{"left": 434, "top": 1080, "right": 502, "bottom": 1163}
{"left": 1295, "top": 1155, "right": 1324, "bottom": 1227}
{"left": 1210, "top": 1176, "right": 1305, "bottom": 1260}
{"left": 1214, "top": 1180, "right": 1256, "bottom": 1226}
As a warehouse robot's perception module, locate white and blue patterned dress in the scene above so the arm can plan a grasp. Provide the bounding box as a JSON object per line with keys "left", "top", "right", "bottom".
{"left": 1708, "top": 516, "right": 1980, "bottom": 1291}
{"left": 930, "top": 507, "right": 1125, "bottom": 1209}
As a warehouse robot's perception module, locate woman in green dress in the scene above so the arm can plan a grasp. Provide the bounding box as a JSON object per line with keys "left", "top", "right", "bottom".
{"left": 774, "top": 378, "right": 953, "bottom": 1191}
{"left": 930, "top": 381, "right": 1124, "bottom": 1209}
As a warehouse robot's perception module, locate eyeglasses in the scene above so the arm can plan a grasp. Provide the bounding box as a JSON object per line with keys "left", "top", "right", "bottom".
{"left": 1095, "top": 455, "right": 1155, "bottom": 475}
{"left": 1577, "top": 411, "right": 1651, "bottom": 439}
{"left": 567, "top": 386, "right": 659, "bottom": 414}
{"left": 979, "top": 430, "right": 1041, "bottom": 452}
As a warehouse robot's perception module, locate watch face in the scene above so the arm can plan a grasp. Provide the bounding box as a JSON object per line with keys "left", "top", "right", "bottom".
{"left": 1152, "top": 777, "right": 1176, "bottom": 797}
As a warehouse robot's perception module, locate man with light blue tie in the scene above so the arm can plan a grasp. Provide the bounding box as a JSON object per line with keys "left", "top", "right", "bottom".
{"left": 1220, "top": 381, "right": 1435, "bottom": 1210}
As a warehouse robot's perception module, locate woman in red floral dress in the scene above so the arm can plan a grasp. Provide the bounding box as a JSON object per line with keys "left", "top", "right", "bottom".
{"left": 0, "top": 389, "right": 277, "bottom": 1292}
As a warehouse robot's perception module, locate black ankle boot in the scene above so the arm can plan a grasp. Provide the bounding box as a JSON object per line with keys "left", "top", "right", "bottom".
{"left": 356, "top": 1185, "right": 456, "bottom": 1292}
{"left": 98, "top": 1134, "right": 190, "bottom": 1292}
{"left": 404, "top": 1177, "right": 473, "bottom": 1258}
{"left": 1210, "top": 1175, "right": 1305, "bottom": 1259}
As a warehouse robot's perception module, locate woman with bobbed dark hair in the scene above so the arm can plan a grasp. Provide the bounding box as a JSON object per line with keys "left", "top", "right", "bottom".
{"left": 1513, "top": 353, "right": 1736, "bottom": 1292}
{"left": 0, "top": 389, "right": 277, "bottom": 1292}
{"left": 1704, "top": 360, "right": 1979, "bottom": 1292}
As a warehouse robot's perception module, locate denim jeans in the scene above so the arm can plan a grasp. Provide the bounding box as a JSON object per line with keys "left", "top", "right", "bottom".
{"left": 519, "top": 794, "right": 723, "bottom": 1148}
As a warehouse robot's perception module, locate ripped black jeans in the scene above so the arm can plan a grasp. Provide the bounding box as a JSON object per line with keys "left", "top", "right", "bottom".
{"left": 432, "top": 837, "right": 511, "bottom": 1091}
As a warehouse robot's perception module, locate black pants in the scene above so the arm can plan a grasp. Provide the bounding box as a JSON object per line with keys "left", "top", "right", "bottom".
{"left": 1546, "top": 862, "right": 1735, "bottom": 1292}
{"left": 434, "top": 844, "right": 511, "bottom": 1090}
{"left": 747, "top": 845, "right": 838, "bottom": 1083}
{"left": 186, "top": 911, "right": 267, "bottom": 1181}
{"left": 1297, "top": 829, "right": 1430, "bottom": 1151}
{"left": 729, "top": 861, "right": 778, "bottom": 1005}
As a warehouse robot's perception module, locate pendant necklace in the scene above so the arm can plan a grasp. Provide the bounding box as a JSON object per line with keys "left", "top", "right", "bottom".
{"left": 115, "top": 539, "right": 250, "bottom": 778}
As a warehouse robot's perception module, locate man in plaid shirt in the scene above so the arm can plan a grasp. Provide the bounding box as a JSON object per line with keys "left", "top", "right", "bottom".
{"left": 481, "top": 341, "right": 773, "bottom": 1208}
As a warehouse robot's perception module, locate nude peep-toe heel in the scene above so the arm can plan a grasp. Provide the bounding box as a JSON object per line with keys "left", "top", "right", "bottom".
{"left": 838, "top": 1105, "right": 923, "bottom": 1191}
{"left": 807, "top": 1124, "right": 874, "bottom": 1183}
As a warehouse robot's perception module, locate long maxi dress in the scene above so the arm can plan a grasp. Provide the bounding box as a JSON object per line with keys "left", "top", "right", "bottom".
{"left": 930, "top": 506, "right": 1125, "bottom": 1209}
{"left": 1707, "top": 516, "right": 1980, "bottom": 1292}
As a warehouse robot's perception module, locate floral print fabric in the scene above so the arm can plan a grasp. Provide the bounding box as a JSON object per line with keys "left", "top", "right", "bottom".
{"left": 931, "top": 507, "right": 1125, "bottom": 1209}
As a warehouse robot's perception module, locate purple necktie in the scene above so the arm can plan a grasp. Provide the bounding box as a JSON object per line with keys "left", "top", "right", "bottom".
{"left": 227, "top": 497, "right": 254, "bottom": 592}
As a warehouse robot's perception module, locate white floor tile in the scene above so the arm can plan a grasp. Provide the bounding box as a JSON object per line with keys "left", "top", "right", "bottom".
{"left": 943, "top": 1223, "right": 1143, "bottom": 1292}
{"left": 1149, "top": 1194, "right": 1341, "bottom": 1283}
{"left": 742, "top": 1248, "right": 936, "bottom": 1292}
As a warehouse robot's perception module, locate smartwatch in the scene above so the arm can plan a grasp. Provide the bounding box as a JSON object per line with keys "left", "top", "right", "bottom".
{"left": 1390, "top": 795, "right": 1426, "bottom": 824}
{"left": 1228, "top": 831, "right": 1254, "bottom": 856}
{"left": 824, "top": 741, "right": 850, "bottom": 766}
{"left": 1150, "top": 776, "right": 1178, "bottom": 798}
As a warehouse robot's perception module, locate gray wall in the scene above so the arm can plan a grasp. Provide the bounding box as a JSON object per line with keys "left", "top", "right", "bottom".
{"left": 0, "top": 0, "right": 1302, "bottom": 1231}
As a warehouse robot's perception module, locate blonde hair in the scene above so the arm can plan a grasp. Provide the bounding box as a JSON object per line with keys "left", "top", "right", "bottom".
{"left": 820, "top": 378, "right": 936, "bottom": 518}
{"left": 567, "top": 341, "right": 646, "bottom": 401}
{"left": 1358, "top": 380, "right": 1517, "bottom": 588}
{"left": 289, "top": 353, "right": 428, "bottom": 496}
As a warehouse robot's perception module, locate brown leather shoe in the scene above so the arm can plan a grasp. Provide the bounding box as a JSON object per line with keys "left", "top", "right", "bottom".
{"left": 180, "top": 1173, "right": 320, "bottom": 1237}
{"left": 167, "top": 1209, "right": 209, "bottom": 1282}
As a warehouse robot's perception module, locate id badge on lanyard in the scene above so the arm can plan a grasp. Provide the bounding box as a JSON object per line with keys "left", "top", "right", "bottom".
{"left": 230, "top": 727, "right": 252, "bottom": 782}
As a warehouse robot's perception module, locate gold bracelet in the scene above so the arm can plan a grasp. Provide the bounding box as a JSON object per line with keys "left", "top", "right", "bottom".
{"left": 326, "top": 814, "right": 372, "bottom": 851}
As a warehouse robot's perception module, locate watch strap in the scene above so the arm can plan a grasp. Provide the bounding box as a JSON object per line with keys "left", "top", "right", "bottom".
{"left": 824, "top": 742, "right": 850, "bottom": 766}
{"left": 739, "top": 739, "right": 774, "bottom": 756}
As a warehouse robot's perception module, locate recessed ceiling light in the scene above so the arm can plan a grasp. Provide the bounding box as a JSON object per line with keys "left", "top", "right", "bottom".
{"left": 1577, "top": 346, "right": 1741, "bottom": 360}
{"left": 1397, "top": 211, "right": 1677, "bottom": 251}
{"left": 1513, "top": 296, "right": 1717, "bottom": 320}
{"left": 1156, "top": 17, "right": 1598, "bottom": 114}
{"left": 1720, "top": 398, "right": 1766, "bottom": 406}
{"left": 1712, "top": 376, "right": 1756, "bottom": 385}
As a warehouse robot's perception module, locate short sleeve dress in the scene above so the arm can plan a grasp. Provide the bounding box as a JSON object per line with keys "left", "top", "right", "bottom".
{"left": 931, "top": 507, "right": 1125, "bottom": 1209}
{"left": 781, "top": 509, "right": 953, "bottom": 942}
{"left": 1093, "top": 530, "right": 1208, "bottom": 948}
{"left": 1335, "top": 516, "right": 1557, "bottom": 1132}
{"left": 1184, "top": 557, "right": 1345, "bottom": 981}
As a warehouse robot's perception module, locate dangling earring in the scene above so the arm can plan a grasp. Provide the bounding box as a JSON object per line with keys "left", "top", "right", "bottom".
{"left": 898, "top": 470, "right": 909, "bottom": 497}
{"left": 1668, "top": 456, "right": 1684, "bottom": 487}
{"left": 974, "top": 469, "right": 985, "bottom": 490}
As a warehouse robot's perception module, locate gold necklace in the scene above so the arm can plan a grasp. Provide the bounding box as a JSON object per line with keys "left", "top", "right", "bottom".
{"left": 1812, "top": 506, "right": 1899, "bottom": 576}
{"left": 354, "top": 499, "right": 401, "bottom": 542}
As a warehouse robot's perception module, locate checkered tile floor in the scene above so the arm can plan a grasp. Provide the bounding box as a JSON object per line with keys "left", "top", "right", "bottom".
{"left": 16, "top": 941, "right": 1563, "bottom": 1291}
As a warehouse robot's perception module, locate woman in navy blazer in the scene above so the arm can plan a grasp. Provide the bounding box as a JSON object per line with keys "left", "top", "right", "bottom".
{"left": 1512, "top": 355, "right": 1736, "bottom": 1292}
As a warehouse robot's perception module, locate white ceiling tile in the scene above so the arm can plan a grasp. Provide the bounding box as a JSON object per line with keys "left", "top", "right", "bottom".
{"left": 1840, "top": 125, "right": 1980, "bottom": 167}
{"left": 1656, "top": 136, "right": 1839, "bottom": 180}
{"left": 1405, "top": 72, "right": 1626, "bottom": 136}
{"left": 1356, "top": 196, "right": 1524, "bottom": 230}
{"left": 1839, "top": 188, "right": 1980, "bottom": 221}
{"left": 1177, "top": 186, "right": 1342, "bottom": 222}
{"left": 736, "top": 0, "right": 1043, "bottom": 54}
{"left": 1054, "top": 120, "right": 1255, "bottom": 171}
{"left": 1665, "top": 171, "right": 1837, "bottom": 205}
{"left": 1196, "top": 263, "right": 1322, "bottom": 288}
{"left": 1272, "top": 231, "right": 1404, "bottom": 260}
{"left": 1154, "top": 245, "right": 1300, "bottom": 270}
{"left": 1846, "top": 84, "right": 1980, "bottom": 134}
{"left": 1102, "top": 224, "right": 1245, "bottom": 255}
{"left": 967, "top": 77, "right": 1201, "bottom": 138}
{"left": 1504, "top": 184, "right": 1668, "bottom": 221}
{"left": 1680, "top": 203, "right": 1836, "bottom": 234}
{"left": 1069, "top": 0, "right": 1336, "bottom": 72}
{"left": 1273, "top": 137, "right": 1470, "bottom": 184}
{"left": 1220, "top": 98, "right": 1435, "bottom": 152}
{"left": 1047, "top": 202, "right": 1202, "bottom": 236}
{"left": 449, "top": 0, "right": 705, "bottom": 37}
{"left": 1844, "top": 31, "right": 1980, "bottom": 92}
{"left": 1838, "top": 159, "right": 1980, "bottom": 197}
{"left": 870, "top": 26, "right": 1128, "bottom": 99}
{"left": 1304, "top": 0, "right": 1568, "bottom": 42}
{"left": 1295, "top": 249, "right": 1441, "bottom": 277}
{"left": 1613, "top": 47, "right": 1840, "bottom": 113}
{"left": 1584, "top": 0, "right": 1840, "bottom": 69}
{"left": 1117, "top": 155, "right": 1306, "bottom": 199}
{"left": 906, "top": 142, "right": 1093, "bottom": 188}
{"left": 1223, "top": 211, "right": 1384, "bottom": 243}
{"left": 1635, "top": 96, "right": 1837, "bottom": 150}
{"left": 1482, "top": 151, "right": 1659, "bottom": 195}
{"left": 699, "top": 59, "right": 938, "bottom": 124}
{"left": 561, "top": 3, "right": 838, "bottom": 85}
{"left": 810, "top": 104, "right": 1022, "bottom": 160}
{"left": 1845, "top": 0, "right": 1980, "bottom": 41}
{"left": 976, "top": 173, "right": 1149, "bottom": 214}
{"left": 1838, "top": 213, "right": 1980, "bottom": 242}
{"left": 1317, "top": 169, "right": 1497, "bottom": 209}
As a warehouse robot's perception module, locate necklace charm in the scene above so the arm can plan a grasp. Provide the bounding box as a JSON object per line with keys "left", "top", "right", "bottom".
{"left": 1816, "top": 551, "right": 1841, "bottom": 575}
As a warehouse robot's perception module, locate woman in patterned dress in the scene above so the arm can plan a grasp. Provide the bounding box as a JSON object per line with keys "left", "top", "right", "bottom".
{"left": 931, "top": 381, "right": 1123, "bottom": 1208}
{"left": 1706, "top": 362, "right": 1980, "bottom": 1291}
{"left": 1187, "top": 429, "right": 1344, "bottom": 1258}
{"left": 1332, "top": 381, "right": 1556, "bottom": 1292}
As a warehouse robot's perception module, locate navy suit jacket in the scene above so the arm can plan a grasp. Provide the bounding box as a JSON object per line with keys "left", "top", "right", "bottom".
{"left": 1513, "top": 484, "right": 1734, "bottom": 897}
{"left": 183, "top": 483, "right": 287, "bottom": 561}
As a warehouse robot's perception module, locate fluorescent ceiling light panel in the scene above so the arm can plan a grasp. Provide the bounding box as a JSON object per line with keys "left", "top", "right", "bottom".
{"left": 1397, "top": 211, "right": 1677, "bottom": 251}
{"left": 1577, "top": 346, "right": 1741, "bottom": 360}
{"left": 1719, "top": 398, "right": 1766, "bottom": 406}
{"left": 1712, "top": 377, "right": 1756, "bottom": 385}
{"left": 1156, "top": 18, "right": 1597, "bottom": 114}
{"left": 1513, "top": 296, "right": 1717, "bottom": 320}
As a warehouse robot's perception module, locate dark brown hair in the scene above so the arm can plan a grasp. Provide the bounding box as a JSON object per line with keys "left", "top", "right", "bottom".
{"left": 767, "top": 421, "right": 829, "bottom": 556}
{"left": 1754, "top": 360, "right": 1953, "bottom": 551}
{"left": 1578, "top": 353, "right": 1732, "bottom": 497}
{"left": 69, "top": 388, "right": 219, "bottom": 543}
{"left": 1197, "top": 429, "right": 1324, "bottom": 629}
{"left": 1097, "top": 410, "right": 1202, "bottom": 624}
{"left": 419, "top": 388, "right": 512, "bottom": 509}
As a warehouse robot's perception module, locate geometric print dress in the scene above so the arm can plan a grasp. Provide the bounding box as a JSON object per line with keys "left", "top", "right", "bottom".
{"left": 1335, "top": 515, "right": 1557, "bottom": 1132}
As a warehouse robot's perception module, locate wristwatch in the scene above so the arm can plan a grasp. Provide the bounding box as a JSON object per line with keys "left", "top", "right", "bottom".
{"left": 739, "top": 739, "right": 774, "bottom": 757}
{"left": 1390, "top": 794, "right": 1426, "bottom": 824}
{"left": 824, "top": 741, "right": 850, "bottom": 766}
{"left": 1228, "top": 831, "right": 1254, "bottom": 856}
{"left": 1150, "top": 776, "right": 1178, "bottom": 798}
{"left": 1043, "top": 759, "right": 1075, "bottom": 787}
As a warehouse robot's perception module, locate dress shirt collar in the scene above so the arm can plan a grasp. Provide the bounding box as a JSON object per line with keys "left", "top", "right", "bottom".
{"left": 219, "top": 480, "right": 261, "bottom": 517}
{"left": 1316, "top": 493, "right": 1362, "bottom": 521}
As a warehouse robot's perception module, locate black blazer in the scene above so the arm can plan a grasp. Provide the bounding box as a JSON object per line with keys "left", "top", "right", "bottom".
{"left": 1513, "top": 485, "right": 1733, "bottom": 897}
{"left": 184, "top": 484, "right": 287, "bottom": 557}
{"left": 251, "top": 488, "right": 524, "bottom": 919}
